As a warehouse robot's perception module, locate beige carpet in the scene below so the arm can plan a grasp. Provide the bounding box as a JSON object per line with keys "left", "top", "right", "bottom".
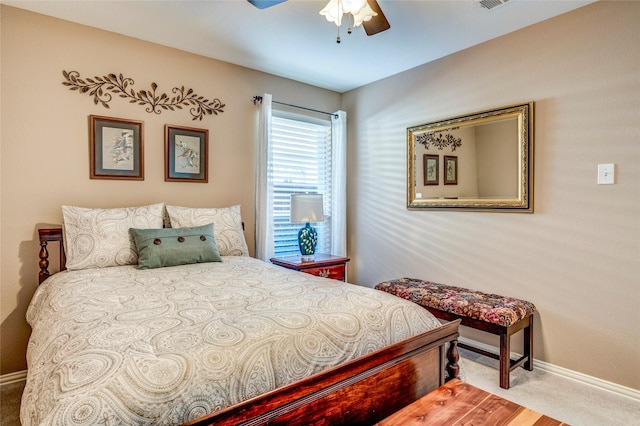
{"left": 2, "top": 350, "right": 639, "bottom": 425}
{"left": 0, "top": 381, "right": 23, "bottom": 425}
{"left": 459, "top": 348, "right": 640, "bottom": 425}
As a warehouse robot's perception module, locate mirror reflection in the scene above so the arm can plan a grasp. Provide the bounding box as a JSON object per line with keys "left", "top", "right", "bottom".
{"left": 407, "top": 102, "right": 533, "bottom": 212}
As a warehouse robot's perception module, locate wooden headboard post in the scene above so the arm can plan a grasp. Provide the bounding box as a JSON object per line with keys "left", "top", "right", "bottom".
{"left": 38, "top": 228, "right": 65, "bottom": 284}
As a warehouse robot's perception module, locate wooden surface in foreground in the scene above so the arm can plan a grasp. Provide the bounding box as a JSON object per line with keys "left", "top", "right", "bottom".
{"left": 377, "top": 379, "right": 566, "bottom": 426}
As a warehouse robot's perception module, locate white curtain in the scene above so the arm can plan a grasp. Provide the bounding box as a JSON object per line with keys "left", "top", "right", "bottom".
{"left": 254, "top": 93, "right": 274, "bottom": 261}
{"left": 331, "top": 110, "right": 347, "bottom": 256}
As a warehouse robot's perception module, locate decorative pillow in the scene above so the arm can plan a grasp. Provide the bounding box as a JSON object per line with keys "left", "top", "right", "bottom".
{"left": 62, "top": 203, "right": 165, "bottom": 270}
{"left": 130, "top": 224, "right": 222, "bottom": 270}
{"left": 166, "top": 205, "right": 249, "bottom": 256}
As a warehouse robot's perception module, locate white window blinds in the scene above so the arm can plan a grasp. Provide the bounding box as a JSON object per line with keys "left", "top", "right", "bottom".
{"left": 271, "top": 111, "right": 332, "bottom": 257}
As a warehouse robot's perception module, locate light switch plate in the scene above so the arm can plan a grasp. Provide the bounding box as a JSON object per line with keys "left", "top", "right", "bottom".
{"left": 597, "top": 164, "right": 615, "bottom": 185}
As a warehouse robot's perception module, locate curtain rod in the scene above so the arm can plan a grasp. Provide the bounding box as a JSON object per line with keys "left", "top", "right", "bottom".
{"left": 252, "top": 96, "right": 338, "bottom": 119}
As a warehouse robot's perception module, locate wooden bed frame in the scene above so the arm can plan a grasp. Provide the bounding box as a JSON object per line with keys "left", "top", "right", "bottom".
{"left": 37, "top": 227, "right": 461, "bottom": 425}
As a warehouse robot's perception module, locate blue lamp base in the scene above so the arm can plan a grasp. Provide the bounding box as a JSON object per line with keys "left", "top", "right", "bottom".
{"left": 298, "top": 222, "right": 318, "bottom": 261}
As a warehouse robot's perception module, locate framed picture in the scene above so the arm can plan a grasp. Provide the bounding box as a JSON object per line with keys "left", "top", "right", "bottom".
{"left": 423, "top": 154, "right": 439, "bottom": 185}
{"left": 444, "top": 155, "right": 458, "bottom": 185}
{"left": 165, "top": 125, "right": 208, "bottom": 183}
{"left": 89, "top": 115, "right": 144, "bottom": 180}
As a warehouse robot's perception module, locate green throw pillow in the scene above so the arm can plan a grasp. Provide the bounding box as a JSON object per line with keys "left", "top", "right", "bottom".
{"left": 130, "top": 224, "right": 222, "bottom": 269}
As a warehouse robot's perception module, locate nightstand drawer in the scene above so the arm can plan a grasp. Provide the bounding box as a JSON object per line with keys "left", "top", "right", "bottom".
{"left": 302, "top": 264, "right": 346, "bottom": 281}
{"left": 270, "top": 254, "right": 350, "bottom": 282}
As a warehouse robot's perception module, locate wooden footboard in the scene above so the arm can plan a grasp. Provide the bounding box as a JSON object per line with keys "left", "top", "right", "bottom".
{"left": 184, "top": 320, "right": 460, "bottom": 426}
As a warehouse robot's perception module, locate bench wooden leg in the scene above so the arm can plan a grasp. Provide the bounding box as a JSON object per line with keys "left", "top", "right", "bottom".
{"left": 524, "top": 317, "right": 533, "bottom": 371}
{"left": 396, "top": 301, "right": 535, "bottom": 389}
{"left": 499, "top": 331, "right": 510, "bottom": 389}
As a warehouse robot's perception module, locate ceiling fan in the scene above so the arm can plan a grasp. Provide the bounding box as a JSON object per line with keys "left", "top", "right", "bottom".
{"left": 247, "top": 0, "right": 390, "bottom": 37}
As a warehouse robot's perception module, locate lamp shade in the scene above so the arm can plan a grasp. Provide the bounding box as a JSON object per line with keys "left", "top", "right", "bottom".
{"left": 290, "top": 194, "right": 324, "bottom": 223}
{"left": 351, "top": 2, "right": 376, "bottom": 26}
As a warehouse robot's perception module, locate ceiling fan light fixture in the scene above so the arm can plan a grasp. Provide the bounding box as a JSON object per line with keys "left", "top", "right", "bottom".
{"left": 341, "top": 0, "right": 368, "bottom": 14}
{"left": 320, "top": 0, "right": 345, "bottom": 26}
{"left": 351, "top": 2, "right": 377, "bottom": 26}
{"left": 319, "top": 0, "right": 377, "bottom": 28}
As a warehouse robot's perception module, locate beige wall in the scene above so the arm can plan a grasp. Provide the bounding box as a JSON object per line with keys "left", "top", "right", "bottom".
{"left": 0, "top": 6, "right": 340, "bottom": 374}
{"left": 343, "top": 1, "right": 639, "bottom": 389}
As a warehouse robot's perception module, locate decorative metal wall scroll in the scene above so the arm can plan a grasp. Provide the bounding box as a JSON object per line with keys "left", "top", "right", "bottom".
{"left": 415, "top": 130, "right": 462, "bottom": 151}
{"left": 62, "top": 70, "right": 225, "bottom": 121}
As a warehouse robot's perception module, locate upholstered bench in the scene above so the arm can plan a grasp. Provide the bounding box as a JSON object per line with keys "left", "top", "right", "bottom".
{"left": 375, "top": 278, "right": 536, "bottom": 389}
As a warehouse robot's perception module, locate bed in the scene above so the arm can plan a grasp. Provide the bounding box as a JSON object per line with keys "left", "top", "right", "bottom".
{"left": 23, "top": 204, "right": 460, "bottom": 425}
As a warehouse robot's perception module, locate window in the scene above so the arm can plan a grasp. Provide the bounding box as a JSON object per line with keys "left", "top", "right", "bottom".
{"left": 271, "top": 111, "right": 332, "bottom": 257}
{"left": 255, "top": 94, "right": 345, "bottom": 262}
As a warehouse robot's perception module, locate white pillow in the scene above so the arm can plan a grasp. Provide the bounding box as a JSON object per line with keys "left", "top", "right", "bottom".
{"left": 166, "top": 205, "right": 249, "bottom": 256}
{"left": 62, "top": 203, "right": 165, "bottom": 270}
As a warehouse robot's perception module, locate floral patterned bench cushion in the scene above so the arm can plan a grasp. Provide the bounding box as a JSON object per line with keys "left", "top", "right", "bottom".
{"left": 375, "top": 278, "right": 536, "bottom": 328}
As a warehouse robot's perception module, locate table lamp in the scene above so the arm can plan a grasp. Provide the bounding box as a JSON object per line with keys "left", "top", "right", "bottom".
{"left": 290, "top": 193, "right": 324, "bottom": 261}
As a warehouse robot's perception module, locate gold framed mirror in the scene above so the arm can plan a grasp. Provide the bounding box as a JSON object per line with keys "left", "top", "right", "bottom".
{"left": 407, "top": 102, "right": 533, "bottom": 212}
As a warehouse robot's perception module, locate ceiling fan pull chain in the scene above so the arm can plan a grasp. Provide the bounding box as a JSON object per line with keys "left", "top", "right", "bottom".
{"left": 336, "top": 25, "right": 341, "bottom": 43}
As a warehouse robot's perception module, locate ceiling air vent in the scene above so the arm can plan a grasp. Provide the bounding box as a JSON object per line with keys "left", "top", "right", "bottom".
{"left": 475, "top": 0, "right": 512, "bottom": 11}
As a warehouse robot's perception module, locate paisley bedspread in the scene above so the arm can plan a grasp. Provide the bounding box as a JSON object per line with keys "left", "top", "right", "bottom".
{"left": 21, "top": 257, "right": 442, "bottom": 425}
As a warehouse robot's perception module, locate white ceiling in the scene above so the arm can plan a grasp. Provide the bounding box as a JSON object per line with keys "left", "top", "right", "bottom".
{"left": 5, "top": 0, "right": 596, "bottom": 93}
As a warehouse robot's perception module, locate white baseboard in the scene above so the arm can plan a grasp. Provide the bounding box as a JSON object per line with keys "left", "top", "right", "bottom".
{"left": 0, "top": 370, "right": 27, "bottom": 386}
{"left": 458, "top": 337, "right": 640, "bottom": 402}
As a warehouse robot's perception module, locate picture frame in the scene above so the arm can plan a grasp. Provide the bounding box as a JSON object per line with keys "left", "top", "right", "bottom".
{"left": 444, "top": 155, "right": 458, "bottom": 185}
{"left": 89, "top": 115, "right": 144, "bottom": 180}
{"left": 423, "top": 154, "right": 439, "bottom": 185}
{"left": 165, "top": 125, "right": 208, "bottom": 183}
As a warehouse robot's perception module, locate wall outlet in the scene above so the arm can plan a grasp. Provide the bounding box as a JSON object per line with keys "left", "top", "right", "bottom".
{"left": 597, "top": 164, "right": 615, "bottom": 185}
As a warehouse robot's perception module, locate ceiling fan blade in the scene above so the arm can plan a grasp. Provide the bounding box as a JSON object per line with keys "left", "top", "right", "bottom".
{"left": 247, "top": 0, "right": 287, "bottom": 10}
{"left": 363, "top": 0, "right": 390, "bottom": 36}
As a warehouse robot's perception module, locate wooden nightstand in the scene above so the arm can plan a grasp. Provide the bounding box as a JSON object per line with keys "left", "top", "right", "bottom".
{"left": 270, "top": 254, "right": 350, "bottom": 281}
